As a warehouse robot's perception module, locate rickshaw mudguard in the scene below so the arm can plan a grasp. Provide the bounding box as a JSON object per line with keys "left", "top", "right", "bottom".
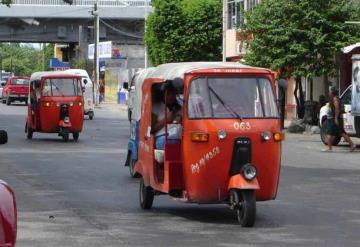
{"left": 227, "top": 174, "right": 260, "bottom": 190}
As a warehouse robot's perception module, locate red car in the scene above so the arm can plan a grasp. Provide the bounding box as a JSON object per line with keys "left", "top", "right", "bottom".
{"left": 0, "top": 180, "right": 17, "bottom": 247}
{"left": 2, "top": 76, "right": 30, "bottom": 105}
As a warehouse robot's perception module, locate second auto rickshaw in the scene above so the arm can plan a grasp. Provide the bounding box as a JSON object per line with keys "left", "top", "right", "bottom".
{"left": 25, "top": 71, "right": 84, "bottom": 142}
{"left": 127, "top": 62, "right": 285, "bottom": 227}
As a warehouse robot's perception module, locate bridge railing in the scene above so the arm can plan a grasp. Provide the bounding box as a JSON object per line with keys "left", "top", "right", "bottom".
{"left": 11, "top": 0, "right": 152, "bottom": 7}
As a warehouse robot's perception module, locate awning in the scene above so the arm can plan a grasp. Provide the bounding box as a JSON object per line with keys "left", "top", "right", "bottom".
{"left": 49, "top": 58, "right": 70, "bottom": 69}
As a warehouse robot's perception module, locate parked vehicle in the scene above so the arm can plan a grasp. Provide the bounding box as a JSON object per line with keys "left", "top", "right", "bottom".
{"left": 0, "top": 131, "right": 17, "bottom": 247}
{"left": 127, "top": 68, "right": 155, "bottom": 122}
{"left": 125, "top": 62, "right": 284, "bottom": 227}
{"left": 0, "top": 81, "right": 5, "bottom": 99}
{"left": 2, "top": 76, "right": 30, "bottom": 105}
{"left": 63, "top": 69, "right": 95, "bottom": 120}
{"left": 319, "top": 85, "right": 360, "bottom": 145}
{"left": 26, "top": 71, "right": 84, "bottom": 142}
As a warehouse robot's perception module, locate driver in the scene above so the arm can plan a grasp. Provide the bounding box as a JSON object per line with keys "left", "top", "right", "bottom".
{"left": 151, "top": 85, "right": 181, "bottom": 150}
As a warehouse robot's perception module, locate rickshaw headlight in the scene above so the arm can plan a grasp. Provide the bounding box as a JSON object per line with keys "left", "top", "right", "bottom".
{"left": 191, "top": 132, "right": 209, "bottom": 142}
{"left": 261, "top": 131, "right": 272, "bottom": 141}
{"left": 69, "top": 102, "right": 74, "bottom": 107}
{"left": 45, "top": 102, "right": 50, "bottom": 107}
{"left": 218, "top": 129, "right": 227, "bottom": 140}
{"left": 274, "top": 132, "right": 285, "bottom": 142}
{"left": 242, "top": 164, "right": 257, "bottom": 181}
{"left": 79, "top": 101, "right": 83, "bottom": 106}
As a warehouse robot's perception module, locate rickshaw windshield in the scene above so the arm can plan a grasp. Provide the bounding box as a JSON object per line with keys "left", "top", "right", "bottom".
{"left": 42, "top": 78, "right": 81, "bottom": 97}
{"left": 188, "top": 77, "right": 279, "bottom": 119}
{"left": 11, "top": 78, "right": 29, "bottom": 85}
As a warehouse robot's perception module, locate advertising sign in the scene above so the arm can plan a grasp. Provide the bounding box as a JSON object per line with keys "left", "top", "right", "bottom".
{"left": 88, "top": 41, "right": 112, "bottom": 60}
{"left": 352, "top": 55, "right": 360, "bottom": 116}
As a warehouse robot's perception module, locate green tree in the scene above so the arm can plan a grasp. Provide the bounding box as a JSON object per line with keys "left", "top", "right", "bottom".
{"left": 1, "top": 0, "right": 12, "bottom": 6}
{"left": 244, "top": 0, "right": 360, "bottom": 118}
{"left": 0, "top": 43, "right": 55, "bottom": 76}
{"left": 145, "top": 0, "right": 222, "bottom": 66}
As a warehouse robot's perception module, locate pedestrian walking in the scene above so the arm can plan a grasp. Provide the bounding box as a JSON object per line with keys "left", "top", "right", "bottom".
{"left": 323, "top": 86, "right": 356, "bottom": 152}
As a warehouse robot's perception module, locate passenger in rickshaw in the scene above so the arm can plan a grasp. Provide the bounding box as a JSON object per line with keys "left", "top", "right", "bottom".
{"left": 30, "top": 81, "right": 41, "bottom": 113}
{"left": 151, "top": 84, "right": 182, "bottom": 150}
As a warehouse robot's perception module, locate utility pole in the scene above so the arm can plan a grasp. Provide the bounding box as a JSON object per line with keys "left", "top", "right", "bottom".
{"left": 222, "top": 0, "right": 228, "bottom": 62}
{"left": 144, "top": 0, "right": 149, "bottom": 68}
{"left": 92, "top": 0, "right": 100, "bottom": 105}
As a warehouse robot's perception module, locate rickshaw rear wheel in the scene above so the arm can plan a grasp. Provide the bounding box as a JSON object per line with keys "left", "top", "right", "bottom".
{"left": 73, "top": 133, "right": 79, "bottom": 141}
{"left": 0, "top": 130, "right": 8, "bottom": 144}
{"left": 129, "top": 158, "right": 141, "bottom": 178}
{"left": 230, "top": 189, "right": 256, "bottom": 227}
{"left": 26, "top": 126, "right": 33, "bottom": 140}
{"left": 139, "top": 177, "right": 154, "bottom": 209}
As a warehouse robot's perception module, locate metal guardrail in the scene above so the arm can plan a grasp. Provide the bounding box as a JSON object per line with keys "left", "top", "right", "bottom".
{"left": 11, "top": 0, "right": 152, "bottom": 7}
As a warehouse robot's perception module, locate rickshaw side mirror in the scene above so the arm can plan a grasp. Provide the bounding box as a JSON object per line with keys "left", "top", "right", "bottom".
{"left": 83, "top": 79, "right": 88, "bottom": 85}
{"left": 123, "top": 82, "right": 129, "bottom": 90}
{"left": 0, "top": 82, "right": 5, "bottom": 87}
{"left": 277, "top": 79, "right": 288, "bottom": 89}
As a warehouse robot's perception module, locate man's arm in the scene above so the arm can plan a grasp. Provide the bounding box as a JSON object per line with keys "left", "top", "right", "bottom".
{"left": 334, "top": 98, "right": 340, "bottom": 124}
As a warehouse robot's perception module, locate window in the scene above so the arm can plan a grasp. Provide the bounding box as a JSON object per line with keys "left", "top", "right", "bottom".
{"left": 248, "top": 0, "right": 257, "bottom": 10}
{"left": 11, "top": 78, "right": 29, "bottom": 85}
{"left": 43, "top": 78, "right": 81, "bottom": 96}
{"left": 341, "top": 86, "right": 352, "bottom": 105}
{"left": 188, "top": 77, "right": 279, "bottom": 119}
{"left": 228, "top": 0, "right": 245, "bottom": 29}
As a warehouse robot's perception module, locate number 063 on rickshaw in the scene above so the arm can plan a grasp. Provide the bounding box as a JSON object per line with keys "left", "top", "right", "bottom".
{"left": 125, "top": 62, "right": 285, "bottom": 227}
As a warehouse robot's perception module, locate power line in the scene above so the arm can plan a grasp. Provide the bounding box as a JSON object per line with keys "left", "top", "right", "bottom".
{"left": 100, "top": 19, "right": 142, "bottom": 39}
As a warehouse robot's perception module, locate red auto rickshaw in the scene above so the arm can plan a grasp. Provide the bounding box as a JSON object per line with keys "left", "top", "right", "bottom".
{"left": 25, "top": 72, "right": 84, "bottom": 142}
{"left": 0, "top": 132, "right": 17, "bottom": 247}
{"left": 133, "top": 62, "right": 284, "bottom": 227}
{"left": 0, "top": 180, "right": 17, "bottom": 247}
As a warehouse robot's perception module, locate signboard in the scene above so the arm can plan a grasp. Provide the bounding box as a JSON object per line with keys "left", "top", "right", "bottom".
{"left": 88, "top": 41, "right": 112, "bottom": 60}
{"left": 351, "top": 55, "right": 360, "bottom": 116}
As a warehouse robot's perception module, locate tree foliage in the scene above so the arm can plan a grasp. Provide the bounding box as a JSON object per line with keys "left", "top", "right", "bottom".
{"left": 0, "top": 43, "right": 54, "bottom": 76}
{"left": 1, "top": 0, "right": 12, "bottom": 6}
{"left": 145, "top": 0, "right": 222, "bottom": 66}
{"left": 244, "top": 0, "right": 360, "bottom": 79}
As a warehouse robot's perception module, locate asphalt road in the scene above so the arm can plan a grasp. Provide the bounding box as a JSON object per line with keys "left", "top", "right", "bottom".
{"left": 1, "top": 102, "right": 360, "bottom": 247}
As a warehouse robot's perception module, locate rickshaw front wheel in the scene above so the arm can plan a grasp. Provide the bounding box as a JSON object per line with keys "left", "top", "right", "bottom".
{"left": 230, "top": 189, "right": 256, "bottom": 227}
{"left": 73, "top": 133, "right": 79, "bottom": 142}
{"left": 139, "top": 177, "right": 154, "bottom": 210}
{"left": 62, "top": 132, "right": 69, "bottom": 142}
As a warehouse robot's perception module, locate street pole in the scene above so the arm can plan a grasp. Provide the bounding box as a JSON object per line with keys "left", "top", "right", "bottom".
{"left": 144, "top": 0, "right": 149, "bottom": 68}
{"left": 93, "top": 0, "right": 100, "bottom": 105}
{"left": 222, "top": 0, "right": 228, "bottom": 62}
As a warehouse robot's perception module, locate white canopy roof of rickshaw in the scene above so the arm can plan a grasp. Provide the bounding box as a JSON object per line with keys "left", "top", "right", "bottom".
{"left": 131, "top": 62, "right": 267, "bottom": 121}
{"left": 30, "top": 71, "right": 80, "bottom": 82}
{"left": 147, "top": 62, "right": 262, "bottom": 81}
